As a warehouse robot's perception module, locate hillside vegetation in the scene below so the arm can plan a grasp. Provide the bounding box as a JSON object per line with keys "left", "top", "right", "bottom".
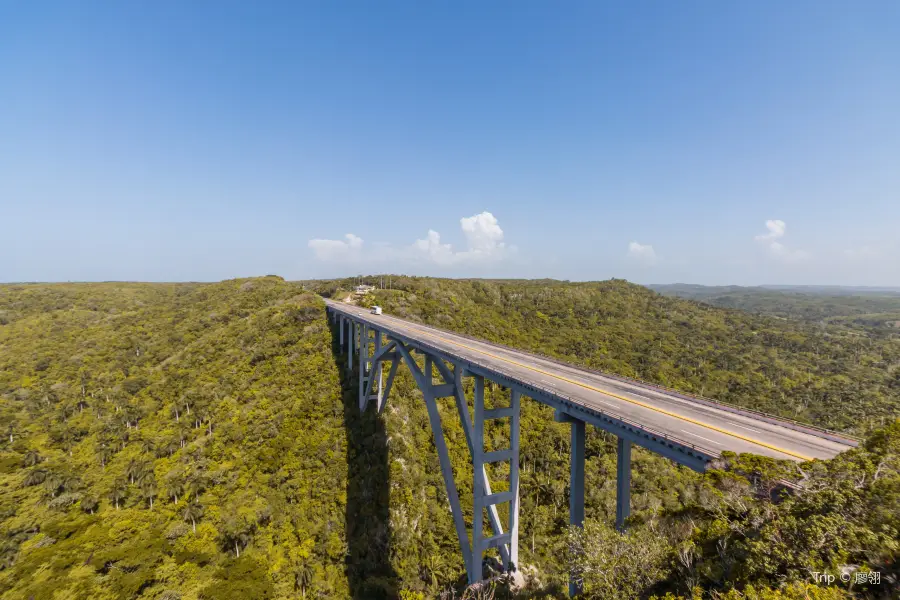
{"left": 0, "top": 278, "right": 352, "bottom": 598}
{"left": 1, "top": 277, "right": 897, "bottom": 599}
{"left": 650, "top": 284, "right": 900, "bottom": 339}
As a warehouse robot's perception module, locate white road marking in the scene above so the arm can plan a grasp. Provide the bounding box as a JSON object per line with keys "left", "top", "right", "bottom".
{"left": 681, "top": 429, "right": 723, "bottom": 446}
{"left": 730, "top": 423, "right": 763, "bottom": 434}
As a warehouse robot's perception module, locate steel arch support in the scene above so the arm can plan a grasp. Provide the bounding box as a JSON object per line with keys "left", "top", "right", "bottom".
{"left": 341, "top": 322, "right": 523, "bottom": 586}
{"left": 452, "top": 368, "right": 513, "bottom": 570}
{"left": 394, "top": 340, "right": 474, "bottom": 580}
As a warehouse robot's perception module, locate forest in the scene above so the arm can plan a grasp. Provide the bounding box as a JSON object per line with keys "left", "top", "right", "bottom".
{"left": 0, "top": 276, "right": 897, "bottom": 599}
{"left": 650, "top": 284, "right": 900, "bottom": 339}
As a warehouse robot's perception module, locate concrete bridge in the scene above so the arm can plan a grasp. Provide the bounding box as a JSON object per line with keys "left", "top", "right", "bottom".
{"left": 325, "top": 300, "right": 857, "bottom": 595}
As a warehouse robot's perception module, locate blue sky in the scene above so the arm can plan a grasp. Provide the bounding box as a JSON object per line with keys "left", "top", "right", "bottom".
{"left": 2, "top": 2, "right": 898, "bottom": 285}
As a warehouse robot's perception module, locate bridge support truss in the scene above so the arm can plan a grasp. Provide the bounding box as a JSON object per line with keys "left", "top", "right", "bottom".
{"left": 335, "top": 312, "right": 521, "bottom": 584}
{"left": 330, "top": 307, "right": 711, "bottom": 595}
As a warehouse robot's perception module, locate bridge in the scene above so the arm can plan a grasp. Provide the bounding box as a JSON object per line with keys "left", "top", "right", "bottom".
{"left": 324, "top": 299, "right": 857, "bottom": 595}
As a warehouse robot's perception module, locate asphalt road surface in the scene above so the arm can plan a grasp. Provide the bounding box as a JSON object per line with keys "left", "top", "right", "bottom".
{"left": 327, "top": 300, "right": 856, "bottom": 462}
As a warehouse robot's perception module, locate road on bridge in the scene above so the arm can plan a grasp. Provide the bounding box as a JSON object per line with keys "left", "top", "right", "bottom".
{"left": 326, "top": 300, "right": 857, "bottom": 462}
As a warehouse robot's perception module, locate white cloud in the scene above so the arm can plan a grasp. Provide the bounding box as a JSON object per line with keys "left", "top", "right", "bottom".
{"left": 412, "top": 229, "right": 456, "bottom": 265}
{"left": 461, "top": 212, "right": 506, "bottom": 255}
{"left": 754, "top": 219, "right": 786, "bottom": 242}
{"left": 627, "top": 241, "right": 657, "bottom": 266}
{"left": 754, "top": 219, "right": 809, "bottom": 263}
{"left": 308, "top": 233, "right": 364, "bottom": 262}
{"left": 308, "top": 211, "right": 514, "bottom": 268}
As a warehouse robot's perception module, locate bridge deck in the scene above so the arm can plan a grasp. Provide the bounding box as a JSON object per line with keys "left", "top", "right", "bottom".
{"left": 326, "top": 300, "right": 856, "bottom": 463}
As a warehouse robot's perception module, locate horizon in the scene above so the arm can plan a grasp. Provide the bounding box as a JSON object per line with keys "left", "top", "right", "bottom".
{"left": 3, "top": 2, "right": 898, "bottom": 286}
{"left": 4, "top": 275, "right": 900, "bottom": 295}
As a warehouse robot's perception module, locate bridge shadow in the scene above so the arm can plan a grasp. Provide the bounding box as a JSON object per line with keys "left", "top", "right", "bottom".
{"left": 329, "top": 320, "right": 399, "bottom": 600}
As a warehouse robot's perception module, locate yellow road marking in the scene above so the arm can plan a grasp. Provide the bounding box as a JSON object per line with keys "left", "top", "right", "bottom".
{"left": 355, "top": 308, "right": 814, "bottom": 461}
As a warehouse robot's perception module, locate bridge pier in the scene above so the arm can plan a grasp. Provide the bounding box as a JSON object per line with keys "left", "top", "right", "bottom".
{"left": 616, "top": 436, "right": 631, "bottom": 531}
{"left": 347, "top": 320, "right": 354, "bottom": 373}
{"left": 568, "top": 416, "right": 586, "bottom": 597}
{"left": 554, "top": 412, "right": 632, "bottom": 596}
{"left": 358, "top": 323, "right": 367, "bottom": 408}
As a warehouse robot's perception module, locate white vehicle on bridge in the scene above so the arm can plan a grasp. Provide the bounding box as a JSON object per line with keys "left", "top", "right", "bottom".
{"left": 370, "top": 305, "right": 382, "bottom": 315}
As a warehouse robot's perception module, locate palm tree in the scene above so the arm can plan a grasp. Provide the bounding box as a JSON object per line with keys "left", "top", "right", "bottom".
{"left": 296, "top": 562, "right": 314, "bottom": 598}
{"left": 185, "top": 473, "right": 205, "bottom": 502}
{"left": 97, "top": 443, "right": 113, "bottom": 469}
{"left": 165, "top": 474, "right": 183, "bottom": 505}
{"left": 126, "top": 459, "right": 146, "bottom": 485}
{"left": 44, "top": 471, "right": 65, "bottom": 498}
{"left": 81, "top": 496, "right": 99, "bottom": 515}
{"left": 140, "top": 436, "right": 156, "bottom": 456}
{"left": 222, "top": 517, "right": 252, "bottom": 558}
{"left": 109, "top": 480, "right": 127, "bottom": 510}
{"left": 140, "top": 476, "right": 158, "bottom": 509}
{"left": 182, "top": 502, "right": 203, "bottom": 533}
{"left": 23, "top": 450, "right": 41, "bottom": 467}
{"left": 23, "top": 468, "right": 46, "bottom": 487}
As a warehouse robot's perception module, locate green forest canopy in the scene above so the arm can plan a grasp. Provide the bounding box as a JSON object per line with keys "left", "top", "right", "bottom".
{"left": 649, "top": 284, "right": 900, "bottom": 339}
{"left": 0, "top": 276, "right": 897, "bottom": 599}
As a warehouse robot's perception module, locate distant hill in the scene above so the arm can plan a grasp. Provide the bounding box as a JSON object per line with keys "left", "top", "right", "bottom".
{"left": 649, "top": 283, "right": 900, "bottom": 337}
{"left": 761, "top": 284, "right": 900, "bottom": 295}
{"left": 651, "top": 283, "right": 900, "bottom": 297}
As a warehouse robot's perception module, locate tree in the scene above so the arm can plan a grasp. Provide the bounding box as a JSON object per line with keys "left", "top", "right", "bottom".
{"left": 566, "top": 520, "right": 669, "bottom": 600}
{"left": 81, "top": 495, "right": 99, "bottom": 515}
{"left": 183, "top": 502, "right": 204, "bottom": 534}
{"left": 140, "top": 476, "right": 158, "bottom": 509}
{"left": 22, "top": 450, "right": 41, "bottom": 467}
{"left": 23, "top": 468, "right": 46, "bottom": 487}
{"left": 221, "top": 515, "right": 255, "bottom": 558}
{"left": 109, "top": 480, "right": 127, "bottom": 510}
{"left": 126, "top": 459, "right": 147, "bottom": 485}
{"left": 164, "top": 471, "right": 183, "bottom": 505}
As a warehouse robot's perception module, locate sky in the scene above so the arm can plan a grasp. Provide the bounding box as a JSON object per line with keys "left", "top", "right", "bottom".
{"left": 2, "top": 2, "right": 898, "bottom": 286}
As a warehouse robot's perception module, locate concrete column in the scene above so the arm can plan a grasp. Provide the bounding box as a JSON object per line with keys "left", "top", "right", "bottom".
{"left": 339, "top": 317, "right": 344, "bottom": 350}
{"left": 358, "top": 324, "right": 368, "bottom": 409}
{"left": 616, "top": 436, "right": 631, "bottom": 531}
{"left": 373, "top": 329, "right": 383, "bottom": 403}
{"left": 347, "top": 321, "right": 354, "bottom": 372}
{"left": 569, "top": 418, "right": 586, "bottom": 598}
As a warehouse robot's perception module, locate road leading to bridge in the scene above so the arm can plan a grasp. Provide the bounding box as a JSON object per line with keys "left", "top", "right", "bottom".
{"left": 327, "top": 300, "right": 856, "bottom": 462}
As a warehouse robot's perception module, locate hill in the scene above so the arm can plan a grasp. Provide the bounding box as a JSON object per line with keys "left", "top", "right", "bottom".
{"left": 0, "top": 278, "right": 353, "bottom": 598}
{"left": 650, "top": 284, "right": 900, "bottom": 338}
